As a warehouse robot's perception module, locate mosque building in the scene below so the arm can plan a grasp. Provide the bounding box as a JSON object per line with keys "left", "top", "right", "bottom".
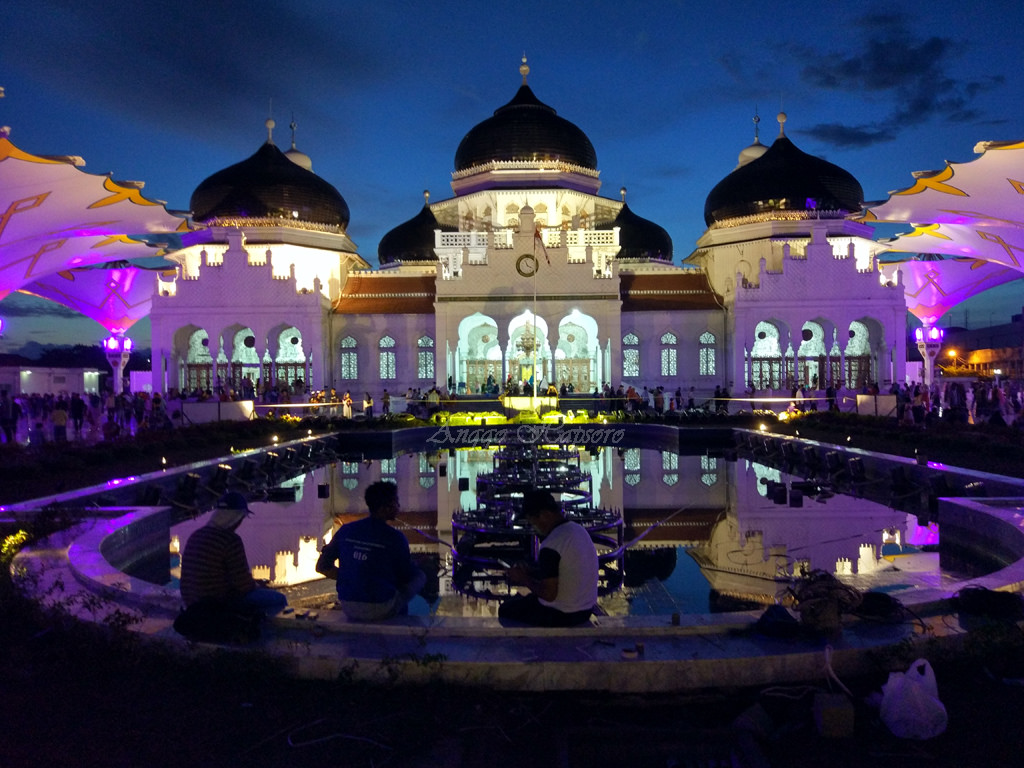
{"left": 148, "top": 59, "right": 906, "bottom": 400}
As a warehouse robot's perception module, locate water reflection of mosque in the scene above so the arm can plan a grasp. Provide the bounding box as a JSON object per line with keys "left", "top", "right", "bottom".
{"left": 450, "top": 442, "right": 624, "bottom": 599}
{"left": 169, "top": 446, "right": 928, "bottom": 616}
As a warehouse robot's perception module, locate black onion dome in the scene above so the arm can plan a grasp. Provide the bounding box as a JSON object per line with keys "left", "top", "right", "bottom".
{"left": 454, "top": 84, "right": 597, "bottom": 172}
{"left": 613, "top": 203, "right": 673, "bottom": 260}
{"left": 378, "top": 203, "right": 456, "bottom": 265}
{"left": 190, "top": 142, "right": 350, "bottom": 228}
{"left": 703, "top": 135, "right": 863, "bottom": 227}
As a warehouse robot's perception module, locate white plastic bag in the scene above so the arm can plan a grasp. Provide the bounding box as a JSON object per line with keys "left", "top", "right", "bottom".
{"left": 879, "top": 658, "right": 948, "bottom": 740}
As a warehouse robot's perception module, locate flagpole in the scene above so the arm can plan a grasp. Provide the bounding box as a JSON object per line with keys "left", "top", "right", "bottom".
{"left": 532, "top": 237, "right": 538, "bottom": 412}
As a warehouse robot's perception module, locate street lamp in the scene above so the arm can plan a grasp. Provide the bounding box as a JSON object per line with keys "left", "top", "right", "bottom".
{"left": 103, "top": 334, "right": 133, "bottom": 395}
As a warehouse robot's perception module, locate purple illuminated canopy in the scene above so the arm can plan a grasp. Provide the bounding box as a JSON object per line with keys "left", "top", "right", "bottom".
{"left": 0, "top": 135, "right": 187, "bottom": 331}
{"left": 864, "top": 139, "right": 1024, "bottom": 323}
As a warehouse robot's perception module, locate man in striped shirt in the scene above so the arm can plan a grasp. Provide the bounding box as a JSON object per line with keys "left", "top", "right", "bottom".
{"left": 179, "top": 491, "right": 286, "bottom": 614}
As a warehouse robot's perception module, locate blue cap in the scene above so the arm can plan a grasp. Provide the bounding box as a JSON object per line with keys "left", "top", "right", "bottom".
{"left": 216, "top": 491, "right": 251, "bottom": 514}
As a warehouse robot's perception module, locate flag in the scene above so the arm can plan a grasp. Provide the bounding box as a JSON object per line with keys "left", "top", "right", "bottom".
{"left": 533, "top": 226, "right": 550, "bottom": 265}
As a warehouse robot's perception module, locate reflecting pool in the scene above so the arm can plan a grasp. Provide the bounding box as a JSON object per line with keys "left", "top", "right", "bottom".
{"left": 156, "top": 445, "right": 991, "bottom": 618}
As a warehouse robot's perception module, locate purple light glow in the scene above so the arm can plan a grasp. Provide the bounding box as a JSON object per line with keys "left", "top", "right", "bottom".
{"left": 915, "top": 326, "right": 944, "bottom": 342}
{"left": 905, "top": 520, "right": 940, "bottom": 548}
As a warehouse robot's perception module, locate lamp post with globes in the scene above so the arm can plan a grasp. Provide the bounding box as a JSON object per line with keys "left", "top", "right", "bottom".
{"left": 103, "top": 334, "right": 133, "bottom": 395}
{"left": 914, "top": 325, "right": 943, "bottom": 388}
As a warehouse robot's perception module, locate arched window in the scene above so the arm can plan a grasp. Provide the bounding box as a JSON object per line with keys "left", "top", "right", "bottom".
{"left": 341, "top": 460, "right": 359, "bottom": 491}
{"left": 624, "top": 447, "right": 641, "bottom": 485}
{"left": 418, "top": 454, "right": 436, "bottom": 488}
{"left": 700, "top": 455, "right": 718, "bottom": 487}
{"left": 379, "top": 336, "right": 396, "bottom": 380}
{"left": 340, "top": 336, "right": 358, "bottom": 380}
{"left": 417, "top": 335, "right": 435, "bottom": 380}
{"left": 623, "top": 333, "right": 639, "bottom": 378}
{"left": 699, "top": 331, "right": 716, "bottom": 376}
{"left": 660, "top": 332, "right": 678, "bottom": 377}
{"left": 662, "top": 451, "right": 679, "bottom": 486}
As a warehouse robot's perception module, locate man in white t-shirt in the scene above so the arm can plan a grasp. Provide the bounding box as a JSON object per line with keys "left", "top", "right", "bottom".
{"left": 499, "top": 490, "right": 598, "bottom": 626}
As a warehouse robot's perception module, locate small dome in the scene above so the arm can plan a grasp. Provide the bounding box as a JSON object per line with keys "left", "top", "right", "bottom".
{"left": 613, "top": 202, "right": 673, "bottom": 261}
{"left": 704, "top": 121, "right": 863, "bottom": 227}
{"left": 454, "top": 68, "right": 597, "bottom": 172}
{"left": 736, "top": 139, "right": 767, "bottom": 168}
{"left": 735, "top": 113, "right": 767, "bottom": 168}
{"left": 190, "top": 141, "right": 349, "bottom": 228}
{"left": 378, "top": 198, "right": 456, "bottom": 265}
{"left": 284, "top": 147, "right": 313, "bottom": 172}
{"left": 284, "top": 119, "right": 313, "bottom": 171}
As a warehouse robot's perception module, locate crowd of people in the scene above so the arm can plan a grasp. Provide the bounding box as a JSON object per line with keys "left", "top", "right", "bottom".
{"left": 890, "top": 379, "right": 1023, "bottom": 427}
{"left": 0, "top": 389, "right": 179, "bottom": 446}
{"left": 5, "top": 374, "right": 1022, "bottom": 450}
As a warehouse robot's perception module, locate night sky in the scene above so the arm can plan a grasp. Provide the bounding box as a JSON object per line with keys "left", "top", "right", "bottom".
{"left": 2, "top": 0, "right": 1022, "bottom": 350}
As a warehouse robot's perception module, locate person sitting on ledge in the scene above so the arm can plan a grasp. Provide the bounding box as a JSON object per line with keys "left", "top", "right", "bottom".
{"left": 499, "top": 490, "right": 599, "bottom": 627}
{"left": 179, "top": 491, "right": 287, "bottom": 615}
{"left": 316, "top": 481, "right": 426, "bottom": 621}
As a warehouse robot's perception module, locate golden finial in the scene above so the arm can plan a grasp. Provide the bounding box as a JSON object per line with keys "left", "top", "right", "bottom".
{"left": 520, "top": 54, "right": 530, "bottom": 84}
{"left": 423, "top": 189, "right": 430, "bottom": 204}
{"left": 620, "top": 186, "right": 627, "bottom": 202}
{"left": 777, "top": 111, "right": 787, "bottom": 137}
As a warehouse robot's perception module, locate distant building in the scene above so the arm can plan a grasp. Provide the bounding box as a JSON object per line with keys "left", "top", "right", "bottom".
{"left": 0, "top": 355, "right": 102, "bottom": 395}
{"left": 945, "top": 318, "right": 1024, "bottom": 380}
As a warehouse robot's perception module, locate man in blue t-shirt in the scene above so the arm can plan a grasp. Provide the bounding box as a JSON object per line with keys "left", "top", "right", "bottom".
{"left": 316, "top": 481, "right": 426, "bottom": 621}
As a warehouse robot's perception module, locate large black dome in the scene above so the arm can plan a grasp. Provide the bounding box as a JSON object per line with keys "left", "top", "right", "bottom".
{"left": 378, "top": 201, "right": 456, "bottom": 265}
{"left": 613, "top": 203, "right": 673, "bottom": 261}
{"left": 703, "top": 131, "right": 863, "bottom": 227}
{"left": 191, "top": 141, "right": 350, "bottom": 228}
{"left": 454, "top": 84, "right": 597, "bottom": 172}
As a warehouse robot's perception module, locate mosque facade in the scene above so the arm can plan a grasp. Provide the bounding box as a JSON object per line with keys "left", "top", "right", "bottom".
{"left": 148, "top": 61, "right": 906, "bottom": 402}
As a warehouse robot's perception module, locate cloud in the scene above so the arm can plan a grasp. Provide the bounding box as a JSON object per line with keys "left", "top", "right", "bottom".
{"left": 800, "top": 123, "right": 896, "bottom": 149}
{"left": 789, "top": 9, "right": 1004, "bottom": 147}
{"left": 0, "top": 294, "right": 81, "bottom": 319}
{"left": 643, "top": 162, "right": 695, "bottom": 181}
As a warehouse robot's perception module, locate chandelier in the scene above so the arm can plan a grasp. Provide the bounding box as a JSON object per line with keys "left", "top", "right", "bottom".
{"left": 516, "top": 325, "right": 538, "bottom": 355}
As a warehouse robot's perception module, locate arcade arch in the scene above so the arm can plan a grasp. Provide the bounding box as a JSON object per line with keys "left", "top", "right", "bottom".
{"left": 506, "top": 311, "right": 551, "bottom": 391}
{"left": 746, "top": 316, "right": 887, "bottom": 390}
{"left": 272, "top": 325, "right": 307, "bottom": 392}
{"left": 458, "top": 313, "right": 501, "bottom": 394}
{"left": 183, "top": 327, "right": 214, "bottom": 392}
{"left": 555, "top": 310, "right": 598, "bottom": 392}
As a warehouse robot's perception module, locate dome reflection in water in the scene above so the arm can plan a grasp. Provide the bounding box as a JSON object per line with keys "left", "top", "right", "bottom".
{"left": 164, "top": 445, "right": 976, "bottom": 618}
